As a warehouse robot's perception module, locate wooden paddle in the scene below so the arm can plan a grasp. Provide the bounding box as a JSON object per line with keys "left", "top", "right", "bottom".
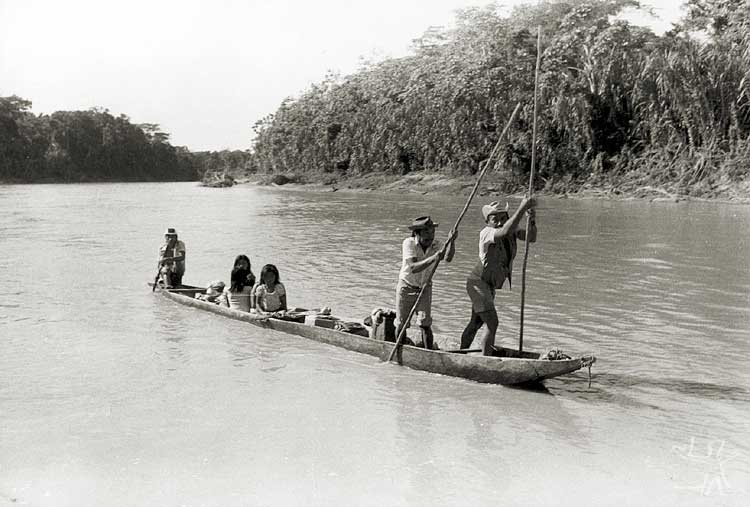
{"left": 518, "top": 27, "right": 543, "bottom": 353}
{"left": 153, "top": 253, "right": 174, "bottom": 291}
{"left": 385, "top": 103, "right": 523, "bottom": 363}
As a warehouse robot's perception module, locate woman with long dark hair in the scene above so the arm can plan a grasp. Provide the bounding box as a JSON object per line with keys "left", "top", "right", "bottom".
{"left": 220, "top": 254, "right": 256, "bottom": 312}
{"left": 251, "top": 264, "right": 287, "bottom": 313}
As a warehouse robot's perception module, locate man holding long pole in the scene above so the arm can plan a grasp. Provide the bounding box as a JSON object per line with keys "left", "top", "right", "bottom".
{"left": 460, "top": 196, "right": 536, "bottom": 356}
{"left": 158, "top": 228, "right": 186, "bottom": 288}
{"left": 395, "top": 216, "right": 456, "bottom": 350}
{"left": 384, "top": 103, "right": 522, "bottom": 363}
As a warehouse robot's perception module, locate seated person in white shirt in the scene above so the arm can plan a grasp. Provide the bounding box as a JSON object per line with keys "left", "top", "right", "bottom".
{"left": 220, "top": 254, "right": 256, "bottom": 312}
{"left": 251, "top": 264, "right": 287, "bottom": 314}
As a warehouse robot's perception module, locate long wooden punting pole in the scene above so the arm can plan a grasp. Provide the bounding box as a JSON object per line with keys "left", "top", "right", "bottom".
{"left": 518, "top": 27, "right": 542, "bottom": 354}
{"left": 386, "top": 102, "right": 522, "bottom": 363}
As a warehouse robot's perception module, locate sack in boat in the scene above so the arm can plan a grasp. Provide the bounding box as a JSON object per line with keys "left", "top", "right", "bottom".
{"left": 305, "top": 314, "right": 339, "bottom": 329}
{"left": 196, "top": 280, "right": 225, "bottom": 304}
{"left": 367, "top": 308, "right": 396, "bottom": 341}
{"left": 542, "top": 349, "right": 571, "bottom": 361}
{"left": 271, "top": 310, "right": 306, "bottom": 323}
{"left": 334, "top": 320, "right": 370, "bottom": 337}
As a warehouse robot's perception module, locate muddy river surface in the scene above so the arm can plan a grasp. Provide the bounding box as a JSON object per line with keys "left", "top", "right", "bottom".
{"left": 1, "top": 182, "right": 749, "bottom": 506}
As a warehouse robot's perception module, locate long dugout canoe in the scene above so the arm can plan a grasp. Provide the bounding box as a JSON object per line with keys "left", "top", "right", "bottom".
{"left": 151, "top": 284, "right": 595, "bottom": 386}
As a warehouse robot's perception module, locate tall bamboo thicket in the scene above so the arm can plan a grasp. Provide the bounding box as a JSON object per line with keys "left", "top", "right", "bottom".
{"left": 251, "top": 0, "right": 750, "bottom": 196}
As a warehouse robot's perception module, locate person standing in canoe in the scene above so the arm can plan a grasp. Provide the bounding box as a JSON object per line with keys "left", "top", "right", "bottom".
{"left": 460, "top": 197, "right": 536, "bottom": 355}
{"left": 158, "top": 228, "right": 186, "bottom": 288}
{"left": 396, "top": 216, "right": 457, "bottom": 350}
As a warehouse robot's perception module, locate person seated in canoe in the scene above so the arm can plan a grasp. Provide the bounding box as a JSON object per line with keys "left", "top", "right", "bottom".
{"left": 220, "top": 254, "right": 256, "bottom": 312}
{"left": 232, "top": 254, "right": 256, "bottom": 287}
{"left": 396, "top": 216, "right": 457, "bottom": 350}
{"left": 251, "top": 264, "right": 287, "bottom": 315}
{"left": 157, "top": 227, "right": 186, "bottom": 288}
{"left": 460, "top": 197, "right": 536, "bottom": 356}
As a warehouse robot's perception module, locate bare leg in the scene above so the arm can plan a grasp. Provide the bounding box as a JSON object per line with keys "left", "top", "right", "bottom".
{"left": 460, "top": 311, "right": 484, "bottom": 349}
{"left": 478, "top": 309, "right": 499, "bottom": 356}
{"left": 420, "top": 326, "right": 434, "bottom": 350}
{"left": 394, "top": 282, "right": 411, "bottom": 343}
{"left": 393, "top": 322, "right": 406, "bottom": 344}
{"left": 160, "top": 268, "right": 174, "bottom": 288}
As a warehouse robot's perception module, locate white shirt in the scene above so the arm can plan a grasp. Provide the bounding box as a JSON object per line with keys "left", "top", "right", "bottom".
{"left": 469, "top": 226, "right": 515, "bottom": 289}
{"left": 398, "top": 236, "right": 443, "bottom": 288}
{"left": 478, "top": 226, "right": 496, "bottom": 266}
{"left": 222, "top": 285, "right": 253, "bottom": 312}
{"left": 159, "top": 240, "right": 186, "bottom": 274}
{"left": 252, "top": 282, "right": 286, "bottom": 312}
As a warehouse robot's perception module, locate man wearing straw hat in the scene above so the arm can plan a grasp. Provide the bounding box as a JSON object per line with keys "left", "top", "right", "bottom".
{"left": 396, "top": 216, "right": 456, "bottom": 350}
{"left": 158, "top": 227, "right": 186, "bottom": 288}
{"left": 460, "top": 197, "right": 536, "bottom": 355}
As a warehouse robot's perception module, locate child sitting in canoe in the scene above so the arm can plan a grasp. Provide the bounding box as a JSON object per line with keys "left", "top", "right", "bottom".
{"left": 251, "top": 264, "right": 287, "bottom": 314}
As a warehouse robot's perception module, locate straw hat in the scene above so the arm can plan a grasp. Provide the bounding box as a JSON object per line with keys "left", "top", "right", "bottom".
{"left": 481, "top": 201, "right": 509, "bottom": 221}
{"left": 407, "top": 216, "right": 439, "bottom": 231}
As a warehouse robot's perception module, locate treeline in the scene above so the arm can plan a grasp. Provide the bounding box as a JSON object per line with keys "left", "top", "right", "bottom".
{"left": 190, "top": 150, "right": 256, "bottom": 178}
{"left": 251, "top": 0, "right": 750, "bottom": 196}
{"left": 0, "top": 96, "right": 198, "bottom": 183}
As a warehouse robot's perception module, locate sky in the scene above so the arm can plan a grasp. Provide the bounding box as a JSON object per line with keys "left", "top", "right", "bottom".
{"left": 0, "top": 0, "right": 685, "bottom": 151}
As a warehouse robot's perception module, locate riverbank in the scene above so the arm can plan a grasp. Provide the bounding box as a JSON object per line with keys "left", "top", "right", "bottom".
{"left": 240, "top": 171, "right": 750, "bottom": 204}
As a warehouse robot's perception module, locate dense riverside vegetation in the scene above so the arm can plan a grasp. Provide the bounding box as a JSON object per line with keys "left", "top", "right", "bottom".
{"left": 191, "top": 150, "right": 256, "bottom": 177}
{"left": 251, "top": 0, "right": 750, "bottom": 197}
{"left": 0, "top": 96, "right": 198, "bottom": 183}
{"left": 0, "top": 96, "right": 258, "bottom": 184}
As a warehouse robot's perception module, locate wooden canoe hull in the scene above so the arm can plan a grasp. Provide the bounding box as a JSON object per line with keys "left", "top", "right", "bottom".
{"left": 153, "top": 285, "right": 590, "bottom": 385}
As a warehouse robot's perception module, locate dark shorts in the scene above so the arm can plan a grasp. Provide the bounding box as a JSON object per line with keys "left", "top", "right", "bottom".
{"left": 160, "top": 265, "right": 184, "bottom": 286}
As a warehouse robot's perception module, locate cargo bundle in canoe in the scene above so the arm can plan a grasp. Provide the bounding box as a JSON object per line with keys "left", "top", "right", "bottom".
{"left": 151, "top": 284, "right": 595, "bottom": 386}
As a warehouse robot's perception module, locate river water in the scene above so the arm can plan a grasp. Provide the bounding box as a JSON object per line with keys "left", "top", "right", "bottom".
{"left": 1, "top": 182, "right": 749, "bottom": 506}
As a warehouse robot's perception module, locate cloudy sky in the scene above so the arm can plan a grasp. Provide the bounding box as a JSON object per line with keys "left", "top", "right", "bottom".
{"left": 0, "top": 0, "right": 684, "bottom": 151}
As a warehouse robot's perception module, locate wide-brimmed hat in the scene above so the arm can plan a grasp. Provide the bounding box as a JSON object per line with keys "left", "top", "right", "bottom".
{"left": 408, "top": 216, "right": 439, "bottom": 231}
{"left": 481, "top": 201, "right": 510, "bottom": 221}
{"left": 164, "top": 227, "right": 178, "bottom": 236}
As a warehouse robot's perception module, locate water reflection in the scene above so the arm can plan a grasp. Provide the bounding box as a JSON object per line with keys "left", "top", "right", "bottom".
{"left": 507, "top": 381, "right": 552, "bottom": 394}
{"left": 152, "top": 300, "right": 190, "bottom": 366}
{"left": 389, "top": 377, "right": 440, "bottom": 504}
{"left": 372, "top": 366, "right": 593, "bottom": 498}
{"left": 589, "top": 373, "right": 750, "bottom": 403}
